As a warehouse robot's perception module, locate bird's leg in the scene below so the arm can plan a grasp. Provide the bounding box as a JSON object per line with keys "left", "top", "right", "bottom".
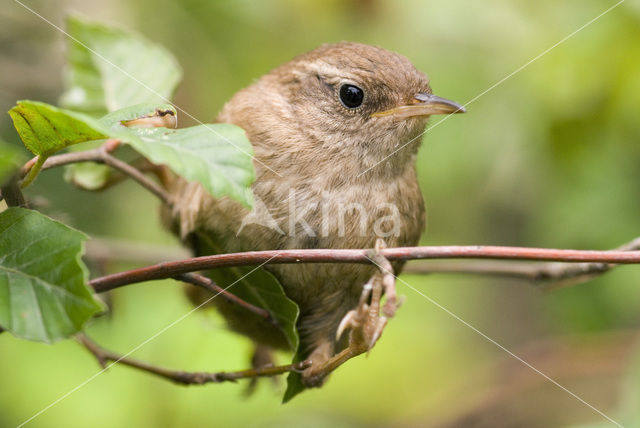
{"left": 244, "top": 344, "right": 277, "bottom": 395}
{"left": 301, "top": 239, "right": 398, "bottom": 387}
{"left": 367, "top": 239, "right": 400, "bottom": 318}
{"left": 301, "top": 271, "right": 387, "bottom": 386}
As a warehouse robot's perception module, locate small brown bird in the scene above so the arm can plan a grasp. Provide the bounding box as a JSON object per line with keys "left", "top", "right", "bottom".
{"left": 163, "top": 42, "right": 464, "bottom": 387}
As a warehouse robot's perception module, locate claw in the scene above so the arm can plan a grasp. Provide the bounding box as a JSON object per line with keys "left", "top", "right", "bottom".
{"left": 358, "top": 281, "right": 373, "bottom": 305}
{"left": 336, "top": 309, "right": 358, "bottom": 341}
{"left": 336, "top": 279, "right": 375, "bottom": 342}
{"left": 368, "top": 316, "right": 388, "bottom": 350}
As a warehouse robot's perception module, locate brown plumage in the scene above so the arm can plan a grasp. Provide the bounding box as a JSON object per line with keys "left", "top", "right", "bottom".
{"left": 163, "top": 42, "right": 464, "bottom": 386}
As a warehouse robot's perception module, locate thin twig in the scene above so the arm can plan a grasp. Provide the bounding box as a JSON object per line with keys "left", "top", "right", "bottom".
{"left": 20, "top": 139, "right": 120, "bottom": 177}
{"left": 86, "top": 238, "right": 277, "bottom": 323}
{"left": 100, "top": 152, "right": 171, "bottom": 205}
{"left": 73, "top": 158, "right": 165, "bottom": 192}
{"left": 19, "top": 140, "right": 173, "bottom": 205}
{"left": 85, "top": 238, "right": 278, "bottom": 324}
{"left": 404, "top": 237, "right": 640, "bottom": 290}
{"left": 76, "top": 333, "right": 311, "bottom": 385}
{"left": 89, "top": 244, "right": 640, "bottom": 293}
{"left": 175, "top": 273, "right": 279, "bottom": 326}
{"left": 403, "top": 260, "right": 608, "bottom": 287}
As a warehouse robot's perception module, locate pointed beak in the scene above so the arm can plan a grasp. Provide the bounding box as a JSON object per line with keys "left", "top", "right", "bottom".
{"left": 371, "top": 93, "right": 466, "bottom": 119}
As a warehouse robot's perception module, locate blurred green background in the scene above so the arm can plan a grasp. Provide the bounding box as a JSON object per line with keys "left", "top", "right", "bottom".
{"left": 2, "top": 0, "right": 640, "bottom": 426}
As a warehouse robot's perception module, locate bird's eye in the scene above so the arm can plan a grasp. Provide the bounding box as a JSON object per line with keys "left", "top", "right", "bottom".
{"left": 339, "top": 84, "right": 364, "bottom": 109}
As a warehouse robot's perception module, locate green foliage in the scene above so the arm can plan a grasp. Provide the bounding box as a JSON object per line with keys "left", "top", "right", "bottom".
{"left": 8, "top": 101, "right": 109, "bottom": 187}
{"left": 63, "top": 103, "right": 177, "bottom": 191}
{"left": 102, "top": 103, "right": 255, "bottom": 207}
{"left": 3, "top": 15, "right": 270, "bottom": 368}
{"left": 0, "top": 208, "right": 102, "bottom": 343}
{"left": 60, "top": 14, "right": 181, "bottom": 188}
{"left": 60, "top": 15, "right": 182, "bottom": 116}
{"left": 123, "top": 124, "right": 255, "bottom": 208}
{"left": 8, "top": 101, "right": 107, "bottom": 157}
{"left": 8, "top": 99, "right": 256, "bottom": 207}
{"left": 283, "top": 350, "right": 307, "bottom": 403}
{"left": 196, "top": 233, "right": 299, "bottom": 351}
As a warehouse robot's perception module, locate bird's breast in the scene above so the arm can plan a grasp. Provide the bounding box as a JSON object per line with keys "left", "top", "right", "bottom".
{"left": 248, "top": 164, "right": 425, "bottom": 250}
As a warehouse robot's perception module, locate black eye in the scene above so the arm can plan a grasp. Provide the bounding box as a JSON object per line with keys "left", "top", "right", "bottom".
{"left": 339, "top": 84, "right": 364, "bottom": 108}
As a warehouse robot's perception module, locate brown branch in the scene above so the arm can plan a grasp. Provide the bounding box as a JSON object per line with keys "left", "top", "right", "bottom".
{"left": 84, "top": 238, "right": 278, "bottom": 325}
{"left": 175, "top": 273, "right": 279, "bottom": 327}
{"left": 100, "top": 152, "right": 171, "bottom": 205}
{"left": 403, "top": 260, "right": 609, "bottom": 288}
{"left": 84, "top": 237, "right": 640, "bottom": 293}
{"left": 76, "top": 333, "right": 311, "bottom": 385}
{"left": 76, "top": 158, "right": 165, "bottom": 192}
{"left": 404, "top": 237, "right": 640, "bottom": 290}
{"left": 85, "top": 239, "right": 278, "bottom": 325}
{"left": 19, "top": 140, "right": 173, "bottom": 205}
{"left": 89, "top": 244, "right": 640, "bottom": 293}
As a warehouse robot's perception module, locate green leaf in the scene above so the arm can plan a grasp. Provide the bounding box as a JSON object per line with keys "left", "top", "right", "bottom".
{"left": 8, "top": 100, "right": 107, "bottom": 156}
{"left": 7, "top": 100, "right": 256, "bottom": 208}
{"left": 61, "top": 15, "right": 182, "bottom": 116}
{"left": 0, "top": 141, "right": 26, "bottom": 185}
{"left": 63, "top": 103, "right": 177, "bottom": 190}
{"left": 99, "top": 103, "right": 255, "bottom": 207}
{"left": 283, "top": 348, "right": 307, "bottom": 403}
{"left": 120, "top": 123, "right": 256, "bottom": 208}
{"left": 210, "top": 266, "right": 299, "bottom": 349}
{"left": 196, "top": 233, "right": 299, "bottom": 351}
{"left": 0, "top": 208, "right": 103, "bottom": 343}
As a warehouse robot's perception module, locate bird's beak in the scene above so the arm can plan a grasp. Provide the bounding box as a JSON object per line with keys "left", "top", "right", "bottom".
{"left": 371, "top": 92, "right": 466, "bottom": 119}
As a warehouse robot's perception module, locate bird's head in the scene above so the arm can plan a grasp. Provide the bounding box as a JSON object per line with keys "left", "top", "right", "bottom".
{"left": 219, "top": 42, "right": 465, "bottom": 178}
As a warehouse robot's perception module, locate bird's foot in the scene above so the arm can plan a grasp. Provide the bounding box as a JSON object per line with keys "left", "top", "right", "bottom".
{"left": 335, "top": 274, "right": 387, "bottom": 353}
{"left": 301, "top": 239, "right": 398, "bottom": 387}
{"left": 336, "top": 238, "right": 400, "bottom": 347}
